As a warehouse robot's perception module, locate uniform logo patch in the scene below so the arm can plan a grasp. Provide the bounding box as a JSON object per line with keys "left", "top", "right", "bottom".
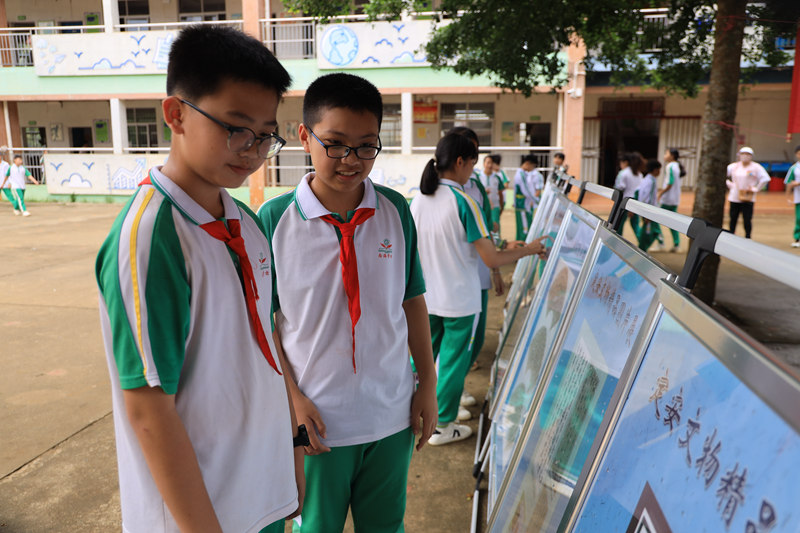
{"left": 258, "top": 252, "right": 270, "bottom": 277}
{"left": 378, "top": 238, "right": 393, "bottom": 259}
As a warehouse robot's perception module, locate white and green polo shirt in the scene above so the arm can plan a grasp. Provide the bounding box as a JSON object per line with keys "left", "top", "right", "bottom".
{"left": 96, "top": 167, "right": 297, "bottom": 533}
{"left": 410, "top": 178, "right": 490, "bottom": 317}
{"left": 463, "top": 176, "right": 493, "bottom": 291}
{"left": 477, "top": 170, "right": 503, "bottom": 210}
{"left": 661, "top": 161, "right": 682, "bottom": 206}
{"left": 0, "top": 160, "right": 9, "bottom": 188}
{"left": 258, "top": 174, "right": 425, "bottom": 448}
{"left": 785, "top": 162, "right": 800, "bottom": 204}
{"left": 6, "top": 163, "right": 31, "bottom": 189}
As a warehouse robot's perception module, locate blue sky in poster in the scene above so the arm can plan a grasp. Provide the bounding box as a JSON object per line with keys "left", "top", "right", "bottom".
{"left": 491, "top": 240, "right": 660, "bottom": 533}
{"left": 490, "top": 208, "right": 595, "bottom": 508}
{"left": 573, "top": 311, "right": 800, "bottom": 533}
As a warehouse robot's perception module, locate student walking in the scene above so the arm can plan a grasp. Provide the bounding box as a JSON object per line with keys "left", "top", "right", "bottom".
{"left": 614, "top": 152, "right": 644, "bottom": 239}
{"left": 258, "top": 73, "right": 437, "bottom": 532}
{"left": 726, "top": 146, "right": 770, "bottom": 239}
{"left": 95, "top": 26, "right": 303, "bottom": 533}
{"left": 636, "top": 159, "right": 663, "bottom": 253}
{"left": 784, "top": 145, "right": 800, "bottom": 247}
{"left": 513, "top": 155, "right": 543, "bottom": 241}
{"left": 2, "top": 154, "right": 40, "bottom": 216}
{"left": 657, "top": 148, "right": 686, "bottom": 252}
{"left": 410, "top": 132, "right": 548, "bottom": 446}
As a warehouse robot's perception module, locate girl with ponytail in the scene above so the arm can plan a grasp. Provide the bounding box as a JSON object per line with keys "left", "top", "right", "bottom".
{"left": 658, "top": 148, "right": 685, "bottom": 252}
{"left": 409, "top": 132, "right": 549, "bottom": 446}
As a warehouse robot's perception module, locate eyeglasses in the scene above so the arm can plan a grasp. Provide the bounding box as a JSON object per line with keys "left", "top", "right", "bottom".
{"left": 179, "top": 99, "right": 286, "bottom": 159}
{"left": 306, "top": 127, "right": 382, "bottom": 160}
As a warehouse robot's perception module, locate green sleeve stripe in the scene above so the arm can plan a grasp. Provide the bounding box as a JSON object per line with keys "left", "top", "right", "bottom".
{"left": 257, "top": 190, "right": 297, "bottom": 314}
{"left": 470, "top": 177, "right": 493, "bottom": 226}
{"left": 96, "top": 193, "right": 145, "bottom": 388}
{"left": 453, "top": 188, "right": 490, "bottom": 242}
{"left": 143, "top": 199, "right": 190, "bottom": 395}
{"left": 669, "top": 164, "right": 676, "bottom": 185}
{"left": 786, "top": 165, "right": 798, "bottom": 184}
{"left": 375, "top": 185, "right": 426, "bottom": 301}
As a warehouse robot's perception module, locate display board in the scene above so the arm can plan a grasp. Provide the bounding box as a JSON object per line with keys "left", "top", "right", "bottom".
{"left": 487, "top": 229, "right": 668, "bottom": 532}
{"left": 491, "top": 192, "right": 568, "bottom": 406}
{"left": 565, "top": 281, "right": 800, "bottom": 533}
{"left": 488, "top": 203, "right": 601, "bottom": 511}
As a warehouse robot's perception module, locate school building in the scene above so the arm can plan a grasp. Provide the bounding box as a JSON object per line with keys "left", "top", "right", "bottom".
{"left": 0, "top": 0, "right": 797, "bottom": 202}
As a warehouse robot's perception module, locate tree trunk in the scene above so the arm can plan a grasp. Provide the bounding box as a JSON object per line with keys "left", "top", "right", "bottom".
{"left": 690, "top": 0, "right": 748, "bottom": 305}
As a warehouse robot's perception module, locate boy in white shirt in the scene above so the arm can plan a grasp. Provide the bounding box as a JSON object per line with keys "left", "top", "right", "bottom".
{"left": 636, "top": 159, "right": 662, "bottom": 252}
{"left": 726, "top": 146, "right": 770, "bottom": 239}
{"left": 258, "top": 73, "right": 437, "bottom": 532}
{"left": 1, "top": 154, "right": 40, "bottom": 216}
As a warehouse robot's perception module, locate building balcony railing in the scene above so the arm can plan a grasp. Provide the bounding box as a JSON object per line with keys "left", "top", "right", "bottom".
{"left": 0, "top": 26, "right": 103, "bottom": 67}
{"left": 113, "top": 19, "right": 243, "bottom": 33}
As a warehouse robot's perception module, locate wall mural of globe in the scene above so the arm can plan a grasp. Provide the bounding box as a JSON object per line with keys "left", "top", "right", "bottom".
{"left": 320, "top": 25, "right": 359, "bottom": 67}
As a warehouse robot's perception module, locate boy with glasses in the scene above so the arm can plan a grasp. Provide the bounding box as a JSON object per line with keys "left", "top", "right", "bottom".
{"left": 258, "top": 73, "right": 438, "bottom": 532}
{"left": 95, "top": 25, "right": 303, "bottom": 533}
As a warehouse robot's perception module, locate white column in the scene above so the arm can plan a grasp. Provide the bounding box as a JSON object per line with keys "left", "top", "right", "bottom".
{"left": 3, "top": 102, "right": 14, "bottom": 158}
{"left": 109, "top": 98, "right": 128, "bottom": 155}
{"left": 401, "top": 92, "right": 413, "bottom": 155}
{"left": 101, "top": 0, "right": 120, "bottom": 32}
{"left": 556, "top": 92, "right": 565, "bottom": 150}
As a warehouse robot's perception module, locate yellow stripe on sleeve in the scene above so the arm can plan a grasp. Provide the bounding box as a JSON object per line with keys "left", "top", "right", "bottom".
{"left": 460, "top": 190, "right": 490, "bottom": 237}
{"left": 129, "top": 188, "right": 155, "bottom": 376}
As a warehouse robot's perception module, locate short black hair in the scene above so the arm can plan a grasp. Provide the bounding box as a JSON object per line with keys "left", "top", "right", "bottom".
{"left": 303, "top": 73, "right": 383, "bottom": 129}
{"left": 795, "top": 145, "right": 800, "bottom": 153}
{"left": 554, "top": 152, "right": 565, "bottom": 160}
{"left": 522, "top": 155, "right": 537, "bottom": 166}
{"left": 13, "top": 154, "right": 22, "bottom": 161}
{"left": 645, "top": 159, "right": 662, "bottom": 174}
{"left": 489, "top": 154, "right": 501, "bottom": 165}
{"left": 166, "top": 25, "right": 292, "bottom": 101}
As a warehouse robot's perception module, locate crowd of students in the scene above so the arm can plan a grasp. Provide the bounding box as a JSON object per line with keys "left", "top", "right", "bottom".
{"left": 95, "top": 25, "right": 550, "bottom": 533}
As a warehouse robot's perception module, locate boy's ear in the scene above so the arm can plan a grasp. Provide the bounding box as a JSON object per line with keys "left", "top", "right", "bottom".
{"left": 298, "top": 123, "right": 312, "bottom": 154}
{"left": 162, "top": 96, "right": 185, "bottom": 135}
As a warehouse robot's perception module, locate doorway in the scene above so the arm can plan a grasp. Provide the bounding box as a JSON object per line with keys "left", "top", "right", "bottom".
{"left": 523, "top": 122, "right": 552, "bottom": 168}
{"left": 70, "top": 127, "right": 94, "bottom": 150}
{"left": 598, "top": 99, "right": 663, "bottom": 187}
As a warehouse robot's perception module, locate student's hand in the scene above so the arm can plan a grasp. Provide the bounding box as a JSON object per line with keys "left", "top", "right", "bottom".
{"left": 526, "top": 235, "right": 550, "bottom": 259}
{"left": 286, "top": 445, "right": 305, "bottom": 520}
{"left": 492, "top": 270, "right": 505, "bottom": 296}
{"left": 492, "top": 221, "right": 499, "bottom": 233}
{"left": 506, "top": 240, "right": 526, "bottom": 249}
{"left": 292, "top": 392, "right": 331, "bottom": 455}
{"left": 410, "top": 381, "right": 437, "bottom": 451}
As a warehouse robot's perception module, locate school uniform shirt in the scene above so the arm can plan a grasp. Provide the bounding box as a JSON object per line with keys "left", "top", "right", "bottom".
{"left": 527, "top": 169, "right": 545, "bottom": 210}
{"left": 615, "top": 167, "right": 642, "bottom": 199}
{"left": 259, "top": 174, "right": 425, "bottom": 448}
{"left": 410, "top": 178, "right": 490, "bottom": 317}
{"left": 784, "top": 162, "right": 800, "bottom": 204}
{"left": 463, "top": 176, "right": 493, "bottom": 291}
{"left": 7, "top": 163, "right": 31, "bottom": 189}
{"left": 636, "top": 173, "right": 659, "bottom": 207}
{"left": 96, "top": 167, "right": 297, "bottom": 533}
{"left": 0, "top": 161, "right": 9, "bottom": 188}
{"left": 661, "top": 161, "right": 682, "bottom": 206}
{"left": 726, "top": 161, "right": 770, "bottom": 203}
{"left": 477, "top": 170, "right": 503, "bottom": 210}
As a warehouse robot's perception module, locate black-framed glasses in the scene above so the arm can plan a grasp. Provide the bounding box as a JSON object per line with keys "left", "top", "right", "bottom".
{"left": 179, "top": 99, "right": 286, "bottom": 159}
{"left": 306, "top": 127, "right": 382, "bottom": 160}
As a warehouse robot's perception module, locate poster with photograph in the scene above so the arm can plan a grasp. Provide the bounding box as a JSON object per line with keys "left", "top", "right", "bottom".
{"left": 489, "top": 206, "right": 597, "bottom": 510}
{"left": 490, "top": 239, "right": 661, "bottom": 533}
{"left": 571, "top": 310, "right": 800, "bottom": 533}
{"left": 494, "top": 192, "right": 565, "bottom": 400}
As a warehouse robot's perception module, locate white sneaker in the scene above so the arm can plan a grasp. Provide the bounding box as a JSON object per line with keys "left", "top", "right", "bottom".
{"left": 428, "top": 422, "right": 473, "bottom": 446}
{"left": 22, "top": 211, "right": 31, "bottom": 217}
{"left": 792, "top": 241, "right": 800, "bottom": 248}
{"left": 460, "top": 391, "right": 477, "bottom": 407}
{"left": 13, "top": 209, "right": 20, "bottom": 215}
{"left": 457, "top": 406, "right": 472, "bottom": 421}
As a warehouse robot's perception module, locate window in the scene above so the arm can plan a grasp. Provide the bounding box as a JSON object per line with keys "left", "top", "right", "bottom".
{"left": 127, "top": 108, "right": 159, "bottom": 149}
{"left": 381, "top": 104, "right": 401, "bottom": 147}
{"left": 118, "top": 0, "right": 150, "bottom": 29}
{"left": 440, "top": 102, "right": 494, "bottom": 146}
{"left": 179, "top": 0, "right": 226, "bottom": 21}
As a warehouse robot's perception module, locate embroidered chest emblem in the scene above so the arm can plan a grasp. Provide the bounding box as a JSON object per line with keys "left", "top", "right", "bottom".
{"left": 378, "top": 238, "right": 393, "bottom": 259}
{"left": 257, "top": 252, "right": 271, "bottom": 277}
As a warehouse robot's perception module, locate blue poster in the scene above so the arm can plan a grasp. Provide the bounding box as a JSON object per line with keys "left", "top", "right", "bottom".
{"left": 489, "top": 206, "right": 596, "bottom": 509}
{"left": 494, "top": 197, "right": 568, "bottom": 397}
{"left": 572, "top": 311, "right": 800, "bottom": 533}
{"left": 490, "top": 241, "right": 660, "bottom": 532}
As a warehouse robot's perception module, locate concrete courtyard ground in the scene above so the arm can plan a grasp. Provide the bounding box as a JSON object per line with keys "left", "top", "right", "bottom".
{"left": 0, "top": 191, "right": 798, "bottom": 532}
